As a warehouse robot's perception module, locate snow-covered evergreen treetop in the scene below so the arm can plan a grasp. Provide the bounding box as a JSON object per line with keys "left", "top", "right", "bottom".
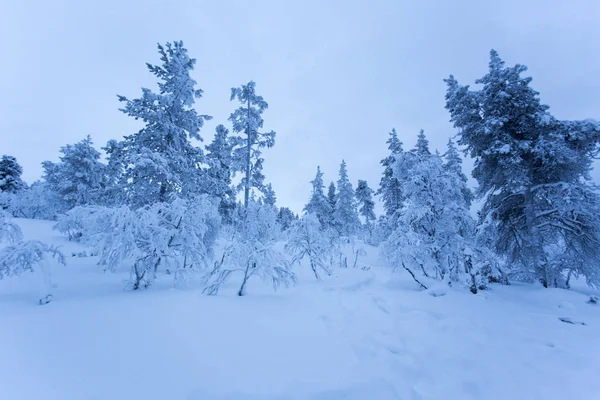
{"left": 42, "top": 135, "right": 108, "bottom": 210}
{"left": 333, "top": 160, "right": 360, "bottom": 236}
{"left": 377, "top": 128, "right": 404, "bottom": 218}
{"left": 108, "top": 41, "right": 212, "bottom": 207}
{"left": 304, "top": 166, "right": 332, "bottom": 228}
{"left": 355, "top": 180, "right": 376, "bottom": 225}
{"left": 205, "top": 124, "right": 236, "bottom": 223}
{"left": 443, "top": 138, "right": 473, "bottom": 207}
{"left": 0, "top": 155, "right": 26, "bottom": 193}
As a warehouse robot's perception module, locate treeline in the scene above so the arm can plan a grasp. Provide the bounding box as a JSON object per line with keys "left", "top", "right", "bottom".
{"left": 1, "top": 43, "right": 600, "bottom": 300}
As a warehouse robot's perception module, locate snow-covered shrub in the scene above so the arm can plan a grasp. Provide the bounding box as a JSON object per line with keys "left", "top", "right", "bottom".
{"left": 0, "top": 212, "right": 66, "bottom": 303}
{"left": 69, "top": 195, "right": 220, "bottom": 290}
{"left": 2, "top": 182, "right": 64, "bottom": 220}
{"left": 53, "top": 206, "right": 104, "bottom": 241}
{"left": 0, "top": 240, "right": 65, "bottom": 280}
{"left": 203, "top": 201, "right": 295, "bottom": 296}
{"left": 285, "top": 213, "right": 332, "bottom": 279}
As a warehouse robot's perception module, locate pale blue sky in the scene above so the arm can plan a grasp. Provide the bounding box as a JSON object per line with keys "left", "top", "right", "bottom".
{"left": 2, "top": 0, "right": 599, "bottom": 212}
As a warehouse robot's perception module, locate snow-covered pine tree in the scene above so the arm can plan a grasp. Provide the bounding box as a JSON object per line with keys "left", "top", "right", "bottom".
{"left": 443, "top": 138, "right": 473, "bottom": 207}
{"left": 333, "top": 160, "right": 360, "bottom": 236}
{"left": 383, "top": 142, "right": 480, "bottom": 291}
{"left": 285, "top": 213, "right": 332, "bottom": 279}
{"left": 445, "top": 49, "right": 600, "bottom": 288}
{"left": 355, "top": 180, "right": 376, "bottom": 226}
{"left": 377, "top": 128, "right": 404, "bottom": 218}
{"left": 108, "top": 41, "right": 211, "bottom": 207}
{"left": 327, "top": 181, "right": 337, "bottom": 226}
{"left": 42, "top": 135, "right": 108, "bottom": 210}
{"left": 206, "top": 124, "right": 236, "bottom": 224}
{"left": 415, "top": 129, "right": 430, "bottom": 156}
{"left": 0, "top": 155, "right": 26, "bottom": 193}
{"left": 262, "top": 183, "right": 277, "bottom": 207}
{"left": 304, "top": 166, "right": 332, "bottom": 228}
{"left": 228, "top": 81, "right": 276, "bottom": 209}
{"left": 203, "top": 200, "right": 294, "bottom": 296}
{"left": 327, "top": 181, "right": 336, "bottom": 211}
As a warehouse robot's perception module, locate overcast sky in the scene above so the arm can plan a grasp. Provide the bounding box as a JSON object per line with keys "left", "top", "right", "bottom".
{"left": 2, "top": 0, "right": 599, "bottom": 213}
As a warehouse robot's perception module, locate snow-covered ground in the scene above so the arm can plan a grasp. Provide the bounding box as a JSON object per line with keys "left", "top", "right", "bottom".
{"left": 1, "top": 219, "right": 599, "bottom": 400}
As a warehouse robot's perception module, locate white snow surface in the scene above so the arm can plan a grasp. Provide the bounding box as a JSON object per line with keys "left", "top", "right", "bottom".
{"left": 1, "top": 218, "right": 599, "bottom": 400}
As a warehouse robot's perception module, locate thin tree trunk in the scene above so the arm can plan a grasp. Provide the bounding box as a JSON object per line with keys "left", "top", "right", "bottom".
{"left": 133, "top": 262, "right": 145, "bottom": 290}
{"left": 238, "top": 261, "right": 253, "bottom": 296}
{"left": 402, "top": 262, "right": 428, "bottom": 290}
{"left": 310, "top": 258, "right": 320, "bottom": 280}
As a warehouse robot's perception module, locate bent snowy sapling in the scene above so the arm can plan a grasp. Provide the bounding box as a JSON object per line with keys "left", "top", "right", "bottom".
{"left": 0, "top": 212, "right": 66, "bottom": 304}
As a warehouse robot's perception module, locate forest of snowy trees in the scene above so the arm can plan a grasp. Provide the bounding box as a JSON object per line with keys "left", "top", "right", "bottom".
{"left": 2, "top": 42, "right": 600, "bottom": 301}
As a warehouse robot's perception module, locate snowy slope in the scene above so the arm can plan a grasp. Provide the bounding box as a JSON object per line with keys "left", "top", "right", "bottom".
{"left": 1, "top": 219, "right": 599, "bottom": 400}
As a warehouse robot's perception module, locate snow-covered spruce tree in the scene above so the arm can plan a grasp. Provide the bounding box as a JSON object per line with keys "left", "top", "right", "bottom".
{"left": 333, "top": 160, "right": 360, "bottom": 237}
{"left": 262, "top": 183, "right": 277, "bottom": 207}
{"left": 206, "top": 124, "right": 236, "bottom": 224}
{"left": 304, "top": 166, "right": 332, "bottom": 228}
{"left": 383, "top": 134, "right": 482, "bottom": 292}
{"left": 0, "top": 155, "right": 26, "bottom": 193}
{"left": 327, "top": 181, "right": 336, "bottom": 212}
{"left": 203, "top": 200, "right": 295, "bottom": 296}
{"left": 228, "top": 81, "right": 276, "bottom": 209}
{"left": 42, "top": 135, "right": 108, "bottom": 210}
{"left": 285, "top": 213, "right": 332, "bottom": 279}
{"left": 108, "top": 41, "right": 211, "bottom": 207}
{"left": 443, "top": 138, "right": 473, "bottom": 207}
{"left": 415, "top": 129, "right": 431, "bottom": 156}
{"left": 355, "top": 180, "right": 376, "bottom": 226}
{"left": 276, "top": 207, "right": 297, "bottom": 231}
{"left": 0, "top": 211, "right": 66, "bottom": 304}
{"left": 445, "top": 49, "right": 600, "bottom": 288}
{"left": 377, "top": 128, "right": 404, "bottom": 218}
{"left": 66, "top": 195, "right": 220, "bottom": 290}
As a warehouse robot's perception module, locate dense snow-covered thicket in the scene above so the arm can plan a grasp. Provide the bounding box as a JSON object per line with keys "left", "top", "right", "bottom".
{"left": 2, "top": 44, "right": 600, "bottom": 297}
{"left": 382, "top": 133, "right": 483, "bottom": 292}
{"left": 58, "top": 195, "right": 220, "bottom": 290}
{"left": 203, "top": 201, "right": 294, "bottom": 295}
